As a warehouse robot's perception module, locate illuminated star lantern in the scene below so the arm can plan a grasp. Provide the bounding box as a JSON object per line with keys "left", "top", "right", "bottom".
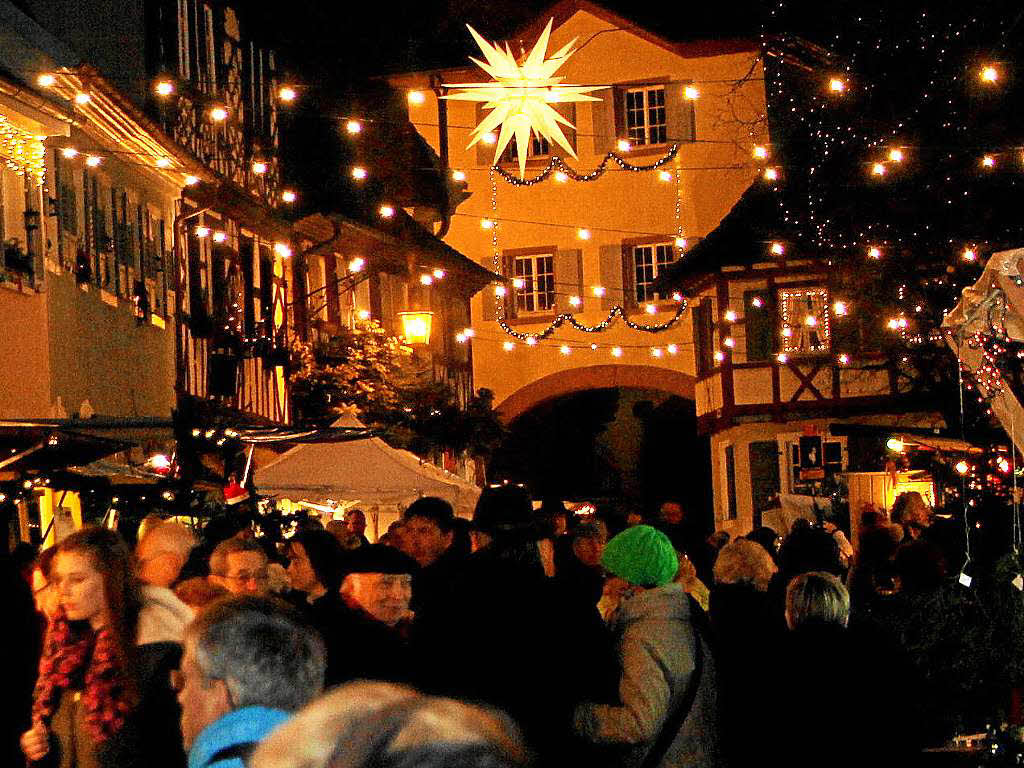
{"left": 443, "top": 20, "right": 605, "bottom": 178}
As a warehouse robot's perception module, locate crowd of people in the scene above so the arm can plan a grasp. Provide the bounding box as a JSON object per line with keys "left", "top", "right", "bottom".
{"left": 6, "top": 487, "right": 990, "bottom": 768}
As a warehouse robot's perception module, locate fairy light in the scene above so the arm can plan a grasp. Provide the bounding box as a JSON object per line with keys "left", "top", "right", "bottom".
{"left": 956, "top": 460, "right": 970, "bottom": 475}
{"left": 379, "top": 204, "right": 395, "bottom": 218}
{"left": 868, "top": 246, "right": 882, "bottom": 259}
{"left": 888, "top": 148, "right": 905, "bottom": 163}
{"left": 209, "top": 106, "right": 228, "bottom": 122}
{"left": 684, "top": 85, "right": 700, "bottom": 100}
{"left": 752, "top": 145, "right": 768, "bottom": 159}
{"left": 980, "top": 65, "right": 999, "bottom": 83}
{"left": 804, "top": 315, "right": 818, "bottom": 327}
{"left": 675, "top": 236, "right": 687, "bottom": 249}
{"left": 212, "top": 231, "right": 227, "bottom": 243}
{"left": 616, "top": 139, "right": 632, "bottom": 152}
{"left": 982, "top": 155, "right": 995, "bottom": 168}
{"left": 503, "top": 341, "right": 515, "bottom": 351}
{"left": 184, "top": 174, "right": 199, "bottom": 186}
{"left": 724, "top": 309, "right": 737, "bottom": 323}
{"left": 658, "top": 170, "right": 673, "bottom": 182}
{"left": 278, "top": 86, "right": 297, "bottom": 102}
{"left": 37, "top": 73, "right": 55, "bottom": 87}
{"left": 346, "top": 120, "right": 362, "bottom": 134}
{"left": 828, "top": 77, "right": 846, "bottom": 93}
{"left": 74, "top": 92, "right": 91, "bottom": 105}
{"left": 351, "top": 166, "right": 367, "bottom": 180}
{"left": 782, "top": 326, "right": 793, "bottom": 338}
{"left": 871, "top": 162, "right": 886, "bottom": 176}
{"left": 525, "top": 337, "right": 538, "bottom": 346}
{"left": 666, "top": 344, "right": 678, "bottom": 355}
{"left": 481, "top": 132, "right": 497, "bottom": 145}
{"left": 494, "top": 285, "right": 507, "bottom": 297}
{"left": 282, "top": 190, "right": 297, "bottom": 203}
{"left": 962, "top": 247, "right": 977, "bottom": 262}
{"left": 770, "top": 242, "right": 785, "bottom": 255}
{"left": 672, "top": 292, "right": 683, "bottom": 302}
{"left": 611, "top": 346, "right": 623, "bottom": 357}
{"left": 195, "top": 225, "right": 210, "bottom": 238}
{"left": 763, "top": 167, "right": 778, "bottom": 181}
{"left": 576, "top": 228, "right": 591, "bottom": 240}
{"left": 569, "top": 295, "right": 581, "bottom": 307}
{"left": 554, "top": 171, "right": 568, "bottom": 182}
{"left": 274, "top": 242, "right": 292, "bottom": 258}
{"left": 480, "top": 218, "right": 495, "bottom": 229}
{"left": 407, "top": 90, "right": 426, "bottom": 105}
{"left": 419, "top": 274, "right": 433, "bottom": 286}
{"left": 252, "top": 161, "right": 268, "bottom": 174}
{"left": 452, "top": 170, "right": 466, "bottom": 182}
{"left": 591, "top": 285, "right": 606, "bottom": 298}
{"left": 85, "top": 155, "right": 101, "bottom": 167}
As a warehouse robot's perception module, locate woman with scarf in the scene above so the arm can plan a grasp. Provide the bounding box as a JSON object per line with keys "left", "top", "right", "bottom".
{"left": 21, "top": 527, "right": 187, "bottom": 768}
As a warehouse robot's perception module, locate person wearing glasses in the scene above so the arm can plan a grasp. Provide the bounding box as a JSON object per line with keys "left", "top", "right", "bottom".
{"left": 208, "top": 538, "right": 270, "bottom": 597}
{"left": 175, "top": 596, "right": 325, "bottom": 768}
{"left": 21, "top": 527, "right": 186, "bottom": 768}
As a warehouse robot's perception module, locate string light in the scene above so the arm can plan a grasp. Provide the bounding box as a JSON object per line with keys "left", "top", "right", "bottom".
{"left": 980, "top": 65, "right": 999, "bottom": 83}
{"left": 838, "top": 353, "right": 850, "bottom": 364}
{"left": 252, "top": 161, "right": 267, "bottom": 174}
{"left": 278, "top": 86, "right": 297, "bottom": 102}
{"left": 962, "top": 247, "right": 977, "bottom": 262}
{"left": 576, "top": 228, "right": 591, "bottom": 240}
{"left": 378, "top": 204, "right": 395, "bottom": 218}
{"left": 956, "top": 460, "right": 970, "bottom": 475}
{"left": 407, "top": 90, "right": 426, "bottom": 105}
{"left": 666, "top": 344, "right": 678, "bottom": 355}
{"left": 777, "top": 352, "right": 789, "bottom": 363}
{"left": 37, "top": 73, "right": 55, "bottom": 87}
{"left": 85, "top": 155, "right": 101, "bottom": 167}
{"left": 452, "top": 169, "right": 466, "bottom": 182}
{"left": 282, "top": 190, "right": 297, "bottom": 203}
{"left": 675, "top": 236, "right": 687, "bottom": 249}
{"left": 494, "top": 285, "right": 507, "bottom": 297}
{"left": 684, "top": 85, "right": 700, "bottom": 100}
{"left": 714, "top": 350, "right": 725, "bottom": 362}
{"left": 184, "top": 174, "right": 199, "bottom": 186}
{"left": 209, "top": 106, "right": 228, "bottom": 122}
{"left": 753, "top": 145, "right": 768, "bottom": 159}
{"left": 763, "top": 167, "right": 779, "bottom": 181}
{"left": 480, "top": 218, "right": 495, "bottom": 229}
{"left": 981, "top": 154, "right": 995, "bottom": 168}
{"left": 491, "top": 143, "right": 679, "bottom": 186}
{"left": 345, "top": 120, "right": 362, "bottom": 134}
{"left": 658, "top": 170, "right": 673, "bottom": 182}
{"left": 481, "top": 132, "right": 497, "bottom": 145}
{"left": 155, "top": 80, "right": 174, "bottom": 96}
{"left": 724, "top": 309, "right": 737, "bottom": 323}
{"left": 351, "top": 166, "right": 367, "bottom": 180}
{"left": 591, "top": 285, "right": 606, "bottom": 297}
{"left": 611, "top": 346, "right": 623, "bottom": 357}
{"left": 60, "top": 147, "right": 78, "bottom": 159}
{"left": 828, "top": 77, "right": 846, "bottom": 93}
{"left": 868, "top": 246, "right": 882, "bottom": 259}
{"left": 645, "top": 303, "right": 657, "bottom": 315}
{"left": 525, "top": 337, "right": 538, "bottom": 346}
{"left": 195, "top": 226, "right": 210, "bottom": 238}
{"left": 888, "top": 148, "right": 904, "bottom": 162}
{"left": 74, "top": 92, "right": 91, "bottom": 105}
{"left": 616, "top": 139, "right": 632, "bottom": 152}
{"left": 212, "top": 231, "right": 227, "bottom": 243}
{"left": 770, "top": 241, "right": 785, "bottom": 255}
{"left": 432, "top": 268, "right": 446, "bottom": 279}
{"left": 503, "top": 341, "right": 515, "bottom": 351}
{"left": 871, "top": 162, "right": 886, "bottom": 176}
{"left": 554, "top": 171, "right": 568, "bottom": 182}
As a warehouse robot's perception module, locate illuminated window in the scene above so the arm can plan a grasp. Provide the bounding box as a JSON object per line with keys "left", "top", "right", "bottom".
{"left": 633, "top": 242, "right": 676, "bottom": 302}
{"left": 788, "top": 439, "right": 845, "bottom": 495}
{"left": 625, "top": 86, "right": 667, "bottom": 146}
{"left": 778, "top": 287, "right": 831, "bottom": 354}
{"left": 514, "top": 253, "right": 555, "bottom": 313}
{"left": 500, "top": 135, "right": 549, "bottom": 163}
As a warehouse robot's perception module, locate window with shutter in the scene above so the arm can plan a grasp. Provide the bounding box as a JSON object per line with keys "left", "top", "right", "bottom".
{"left": 778, "top": 286, "right": 831, "bottom": 355}
{"left": 624, "top": 86, "right": 667, "bottom": 145}
{"left": 632, "top": 242, "right": 676, "bottom": 302}
{"left": 744, "top": 289, "right": 773, "bottom": 361}
{"left": 513, "top": 252, "right": 555, "bottom": 314}
{"left": 693, "top": 298, "right": 714, "bottom": 377}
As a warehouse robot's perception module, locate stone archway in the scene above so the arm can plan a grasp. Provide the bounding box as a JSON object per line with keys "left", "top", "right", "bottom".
{"left": 495, "top": 364, "right": 696, "bottom": 423}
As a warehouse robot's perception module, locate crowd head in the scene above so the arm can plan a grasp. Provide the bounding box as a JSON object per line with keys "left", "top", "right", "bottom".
{"left": 209, "top": 537, "right": 270, "bottom": 596}
{"left": 402, "top": 497, "right": 455, "bottom": 568}
{"left": 178, "top": 596, "right": 326, "bottom": 749}
{"left": 136, "top": 520, "right": 196, "bottom": 587}
{"left": 785, "top": 571, "right": 850, "bottom": 630}
{"left": 340, "top": 545, "right": 417, "bottom": 626}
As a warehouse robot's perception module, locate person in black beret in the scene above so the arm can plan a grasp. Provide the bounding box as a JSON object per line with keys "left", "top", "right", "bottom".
{"left": 332, "top": 545, "right": 419, "bottom": 686}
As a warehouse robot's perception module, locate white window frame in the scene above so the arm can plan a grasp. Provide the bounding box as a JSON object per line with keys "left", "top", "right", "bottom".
{"left": 778, "top": 286, "right": 831, "bottom": 355}
{"left": 624, "top": 85, "right": 667, "bottom": 146}
{"left": 513, "top": 252, "right": 556, "bottom": 314}
{"left": 633, "top": 242, "right": 676, "bottom": 302}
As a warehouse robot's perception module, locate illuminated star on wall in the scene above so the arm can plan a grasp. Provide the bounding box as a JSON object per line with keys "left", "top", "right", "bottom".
{"left": 444, "top": 19, "right": 605, "bottom": 178}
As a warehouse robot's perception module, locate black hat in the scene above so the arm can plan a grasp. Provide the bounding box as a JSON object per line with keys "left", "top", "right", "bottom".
{"left": 342, "top": 544, "right": 418, "bottom": 575}
{"left": 472, "top": 484, "right": 537, "bottom": 537}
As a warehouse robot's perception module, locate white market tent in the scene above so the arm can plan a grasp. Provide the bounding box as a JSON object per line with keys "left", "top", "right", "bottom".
{"left": 253, "top": 413, "right": 480, "bottom": 535}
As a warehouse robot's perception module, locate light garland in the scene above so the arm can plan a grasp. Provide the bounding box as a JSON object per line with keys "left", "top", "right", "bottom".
{"left": 491, "top": 144, "right": 679, "bottom": 186}
{"left": 0, "top": 114, "right": 45, "bottom": 186}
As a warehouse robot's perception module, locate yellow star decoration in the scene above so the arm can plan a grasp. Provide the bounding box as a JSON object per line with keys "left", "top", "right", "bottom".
{"left": 444, "top": 19, "right": 605, "bottom": 178}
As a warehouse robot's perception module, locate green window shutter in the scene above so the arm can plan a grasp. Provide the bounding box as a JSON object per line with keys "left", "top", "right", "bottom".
{"left": 554, "top": 248, "right": 582, "bottom": 313}
{"left": 665, "top": 81, "right": 697, "bottom": 144}
{"left": 744, "top": 289, "right": 773, "bottom": 361}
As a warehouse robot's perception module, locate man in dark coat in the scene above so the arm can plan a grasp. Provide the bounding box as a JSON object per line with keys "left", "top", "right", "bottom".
{"left": 335, "top": 545, "right": 419, "bottom": 685}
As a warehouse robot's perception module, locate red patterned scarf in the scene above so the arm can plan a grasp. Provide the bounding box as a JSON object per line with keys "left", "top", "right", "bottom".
{"left": 32, "top": 610, "right": 133, "bottom": 742}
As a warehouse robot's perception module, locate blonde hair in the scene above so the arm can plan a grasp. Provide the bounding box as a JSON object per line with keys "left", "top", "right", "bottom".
{"left": 785, "top": 571, "right": 850, "bottom": 629}
{"left": 712, "top": 538, "right": 777, "bottom": 591}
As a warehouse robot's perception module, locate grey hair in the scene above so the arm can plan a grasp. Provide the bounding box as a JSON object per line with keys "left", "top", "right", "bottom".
{"left": 209, "top": 537, "right": 267, "bottom": 576}
{"left": 785, "top": 571, "right": 850, "bottom": 629}
{"left": 186, "top": 596, "right": 326, "bottom": 711}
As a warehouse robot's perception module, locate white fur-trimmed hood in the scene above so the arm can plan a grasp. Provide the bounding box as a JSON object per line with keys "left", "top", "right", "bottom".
{"left": 137, "top": 584, "right": 194, "bottom": 645}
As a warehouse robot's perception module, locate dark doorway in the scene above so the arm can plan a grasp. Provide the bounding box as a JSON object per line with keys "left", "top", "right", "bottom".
{"left": 488, "top": 388, "right": 712, "bottom": 533}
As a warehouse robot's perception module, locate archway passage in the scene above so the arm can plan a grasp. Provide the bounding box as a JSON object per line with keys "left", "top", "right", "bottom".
{"left": 495, "top": 365, "right": 696, "bottom": 424}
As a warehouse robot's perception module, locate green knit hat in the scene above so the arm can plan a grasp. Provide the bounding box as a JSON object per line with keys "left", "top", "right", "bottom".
{"left": 601, "top": 525, "right": 679, "bottom": 587}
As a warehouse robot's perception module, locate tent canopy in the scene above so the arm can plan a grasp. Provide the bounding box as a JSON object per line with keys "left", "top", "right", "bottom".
{"left": 253, "top": 413, "right": 480, "bottom": 511}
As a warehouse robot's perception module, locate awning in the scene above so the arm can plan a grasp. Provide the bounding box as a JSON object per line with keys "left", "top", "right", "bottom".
{"left": 253, "top": 413, "right": 481, "bottom": 511}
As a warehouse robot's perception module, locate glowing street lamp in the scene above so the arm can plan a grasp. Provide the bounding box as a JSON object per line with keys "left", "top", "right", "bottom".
{"left": 398, "top": 310, "right": 434, "bottom": 344}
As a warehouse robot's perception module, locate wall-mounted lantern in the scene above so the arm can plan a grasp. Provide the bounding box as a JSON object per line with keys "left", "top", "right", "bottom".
{"left": 397, "top": 310, "right": 434, "bottom": 345}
